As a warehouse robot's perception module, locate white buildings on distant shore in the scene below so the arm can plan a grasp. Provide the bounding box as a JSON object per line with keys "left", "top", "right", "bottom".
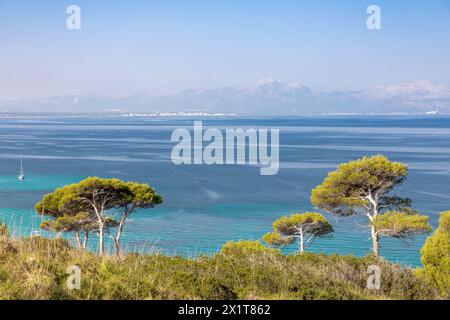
{"left": 121, "top": 111, "right": 237, "bottom": 117}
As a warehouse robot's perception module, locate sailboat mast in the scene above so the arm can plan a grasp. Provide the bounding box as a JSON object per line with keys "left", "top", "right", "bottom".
{"left": 18, "top": 155, "right": 25, "bottom": 180}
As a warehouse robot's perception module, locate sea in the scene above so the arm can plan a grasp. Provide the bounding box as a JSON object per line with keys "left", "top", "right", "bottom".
{"left": 0, "top": 115, "right": 449, "bottom": 267}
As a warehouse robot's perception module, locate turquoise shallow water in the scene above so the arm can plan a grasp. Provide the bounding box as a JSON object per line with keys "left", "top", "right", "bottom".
{"left": 0, "top": 175, "right": 84, "bottom": 191}
{"left": 1, "top": 116, "right": 449, "bottom": 267}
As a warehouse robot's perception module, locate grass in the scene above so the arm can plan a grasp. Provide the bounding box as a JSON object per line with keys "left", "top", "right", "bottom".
{"left": 0, "top": 235, "right": 442, "bottom": 300}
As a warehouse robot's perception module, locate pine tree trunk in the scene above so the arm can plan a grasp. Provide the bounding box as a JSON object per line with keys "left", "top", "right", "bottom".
{"left": 115, "top": 211, "right": 132, "bottom": 256}
{"left": 82, "top": 232, "right": 89, "bottom": 250}
{"left": 98, "top": 225, "right": 104, "bottom": 255}
{"left": 114, "top": 221, "right": 125, "bottom": 255}
{"left": 371, "top": 224, "right": 380, "bottom": 257}
{"left": 114, "top": 239, "right": 120, "bottom": 256}
{"left": 367, "top": 194, "right": 380, "bottom": 257}
{"left": 75, "top": 232, "right": 82, "bottom": 249}
{"left": 299, "top": 228, "right": 305, "bottom": 253}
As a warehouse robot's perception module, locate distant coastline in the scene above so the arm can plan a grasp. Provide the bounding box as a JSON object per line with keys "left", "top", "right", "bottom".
{"left": 121, "top": 112, "right": 237, "bottom": 117}
{"left": 1, "top": 80, "right": 449, "bottom": 116}
{"left": 0, "top": 111, "right": 449, "bottom": 119}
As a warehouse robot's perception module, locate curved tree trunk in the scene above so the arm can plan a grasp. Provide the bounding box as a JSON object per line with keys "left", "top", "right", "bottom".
{"left": 114, "top": 239, "right": 120, "bottom": 256}
{"left": 367, "top": 193, "right": 380, "bottom": 257}
{"left": 114, "top": 210, "right": 132, "bottom": 256}
{"left": 114, "top": 219, "right": 126, "bottom": 255}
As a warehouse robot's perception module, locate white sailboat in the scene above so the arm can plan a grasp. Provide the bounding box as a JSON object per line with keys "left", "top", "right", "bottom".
{"left": 18, "top": 155, "right": 25, "bottom": 180}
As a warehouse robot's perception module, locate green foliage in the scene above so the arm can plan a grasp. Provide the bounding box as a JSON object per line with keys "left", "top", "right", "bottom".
{"left": 263, "top": 232, "right": 291, "bottom": 246}
{"left": 35, "top": 177, "right": 130, "bottom": 218}
{"left": 0, "top": 223, "right": 9, "bottom": 238}
{"left": 35, "top": 177, "right": 162, "bottom": 219}
{"left": 35, "top": 187, "right": 67, "bottom": 217}
{"left": 311, "top": 155, "right": 409, "bottom": 216}
{"left": 310, "top": 155, "right": 425, "bottom": 258}
{"left": 168, "top": 271, "right": 237, "bottom": 299}
{"left": 0, "top": 235, "right": 439, "bottom": 300}
{"left": 263, "top": 213, "right": 333, "bottom": 252}
{"left": 373, "top": 211, "right": 432, "bottom": 238}
{"left": 419, "top": 211, "right": 450, "bottom": 299}
{"left": 35, "top": 177, "right": 162, "bottom": 255}
{"left": 41, "top": 212, "right": 119, "bottom": 233}
{"left": 41, "top": 212, "right": 98, "bottom": 233}
{"left": 220, "top": 240, "right": 279, "bottom": 256}
{"left": 272, "top": 213, "right": 333, "bottom": 235}
{"left": 126, "top": 181, "right": 163, "bottom": 208}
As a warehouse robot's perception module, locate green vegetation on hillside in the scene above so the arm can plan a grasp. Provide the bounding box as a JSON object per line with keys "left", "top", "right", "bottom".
{"left": 0, "top": 155, "right": 446, "bottom": 300}
{"left": 0, "top": 223, "right": 8, "bottom": 238}
{"left": 419, "top": 211, "right": 450, "bottom": 299}
{"left": 0, "top": 235, "right": 440, "bottom": 300}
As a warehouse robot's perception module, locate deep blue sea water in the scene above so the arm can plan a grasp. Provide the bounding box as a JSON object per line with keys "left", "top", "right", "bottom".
{"left": 1, "top": 116, "right": 449, "bottom": 267}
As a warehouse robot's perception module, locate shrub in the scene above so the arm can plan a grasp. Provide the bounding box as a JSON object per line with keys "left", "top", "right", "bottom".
{"left": 419, "top": 211, "right": 450, "bottom": 299}
{"left": 0, "top": 235, "right": 441, "bottom": 300}
{"left": 220, "top": 240, "right": 279, "bottom": 256}
{"left": 0, "top": 223, "right": 9, "bottom": 238}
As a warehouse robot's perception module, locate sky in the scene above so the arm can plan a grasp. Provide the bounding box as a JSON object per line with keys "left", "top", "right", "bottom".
{"left": 0, "top": 0, "right": 449, "bottom": 100}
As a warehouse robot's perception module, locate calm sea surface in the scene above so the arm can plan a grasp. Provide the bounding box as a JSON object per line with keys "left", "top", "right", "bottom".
{"left": 1, "top": 116, "right": 449, "bottom": 267}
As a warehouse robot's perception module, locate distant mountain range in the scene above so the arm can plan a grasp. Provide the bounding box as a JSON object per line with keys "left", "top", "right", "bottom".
{"left": 1, "top": 79, "right": 449, "bottom": 115}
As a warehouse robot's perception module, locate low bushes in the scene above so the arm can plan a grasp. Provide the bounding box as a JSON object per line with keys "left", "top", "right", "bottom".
{"left": 418, "top": 211, "right": 450, "bottom": 299}
{"left": 0, "top": 237, "right": 441, "bottom": 300}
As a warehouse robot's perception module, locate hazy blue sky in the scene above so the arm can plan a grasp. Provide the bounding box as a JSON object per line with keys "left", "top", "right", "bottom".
{"left": 0, "top": 0, "right": 449, "bottom": 100}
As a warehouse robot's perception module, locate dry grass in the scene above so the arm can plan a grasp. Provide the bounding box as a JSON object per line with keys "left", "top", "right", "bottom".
{"left": 0, "top": 236, "right": 440, "bottom": 300}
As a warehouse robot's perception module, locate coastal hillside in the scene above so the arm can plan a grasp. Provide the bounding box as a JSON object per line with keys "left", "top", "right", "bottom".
{"left": 0, "top": 235, "right": 443, "bottom": 300}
